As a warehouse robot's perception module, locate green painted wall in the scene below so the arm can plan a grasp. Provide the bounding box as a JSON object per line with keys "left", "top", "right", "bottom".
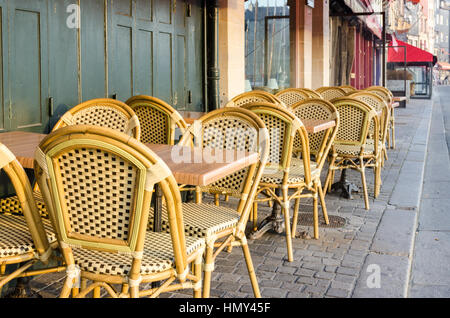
{"left": 0, "top": 0, "right": 205, "bottom": 134}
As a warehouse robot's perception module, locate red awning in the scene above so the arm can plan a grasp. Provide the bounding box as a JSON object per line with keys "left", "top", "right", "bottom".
{"left": 387, "top": 39, "right": 437, "bottom": 65}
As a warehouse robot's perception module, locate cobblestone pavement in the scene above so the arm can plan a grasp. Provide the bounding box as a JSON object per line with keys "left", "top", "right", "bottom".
{"left": 14, "top": 98, "right": 431, "bottom": 298}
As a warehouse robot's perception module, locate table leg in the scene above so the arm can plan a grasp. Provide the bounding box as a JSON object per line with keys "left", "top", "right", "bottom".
{"left": 248, "top": 188, "right": 285, "bottom": 240}
{"left": 330, "top": 168, "right": 359, "bottom": 199}
{"left": 151, "top": 184, "right": 163, "bottom": 289}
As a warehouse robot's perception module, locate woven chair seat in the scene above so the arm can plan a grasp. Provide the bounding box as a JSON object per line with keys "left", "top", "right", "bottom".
{"left": 149, "top": 203, "right": 240, "bottom": 238}
{"left": 0, "top": 214, "right": 56, "bottom": 257}
{"left": 260, "top": 158, "right": 320, "bottom": 185}
{"left": 72, "top": 232, "right": 204, "bottom": 276}
{"left": 334, "top": 141, "right": 381, "bottom": 156}
{"left": 0, "top": 191, "right": 48, "bottom": 218}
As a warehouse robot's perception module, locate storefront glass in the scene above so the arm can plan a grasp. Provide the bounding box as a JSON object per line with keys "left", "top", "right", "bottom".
{"left": 244, "top": 0, "right": 290, "bottom": 91}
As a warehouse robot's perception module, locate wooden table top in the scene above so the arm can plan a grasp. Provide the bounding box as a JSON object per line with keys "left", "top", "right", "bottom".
{"left": 179, "top": 111, "right": 205, "bottom": 125}
{"left": 0, "top": 131, "right": 47, "bottom": 169}
{"left": 0, "top": 131, "right": 259, "bottom": 187}
{"left": 146, "top": 144, "right": 259, "bottom": 186}
{"left": 301, "top": 119, "right": 336, "bottom": 133}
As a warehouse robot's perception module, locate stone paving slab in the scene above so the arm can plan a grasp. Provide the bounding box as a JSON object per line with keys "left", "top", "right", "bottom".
{"left": 2, "top": 97, "right": 433, "bottom": 299}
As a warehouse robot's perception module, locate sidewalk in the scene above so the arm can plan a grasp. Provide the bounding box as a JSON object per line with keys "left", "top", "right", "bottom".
{"left": 407, "top": 87, "right": 450, "bottom": 297}
{"left": 25, "top": 96, "right": 434, "bottom": 298}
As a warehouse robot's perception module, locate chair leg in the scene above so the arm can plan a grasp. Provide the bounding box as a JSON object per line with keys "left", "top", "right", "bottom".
{"left": 317, "top": 181, "right": 329, "bottom": 225}
{"left": 252, "top": 201, "right": 258, "bottom": 232}
{"left": 130, "top": 286, "right": 139, "bottom": 298}
{"left": 241, "top": 240, "right": 261, "bottom": 298}
{"left": 214, "top": 194, "right": 220, "bottom": 206}
{"left": 291, "top": 197, "right": 301, "bottom": 238}
{"left": 202, "top": 244, "right": 214, "bottom": 298}
{"left": 312, "top": 191, "right": 319, "bottom": 239}
{"left": 193, "top": 254, "right": 203, "bottom": 298}
{"left": 281, "top": 187, "right": 293, "bottom": 262}
{"left": 391, "top": 119, "right": 396, "bottom": 149}
{"left": 59, "top": 277, "right": 74, "bottom": 298}
{"left": 360, "top": 164, "right": 370, "bottom": 210}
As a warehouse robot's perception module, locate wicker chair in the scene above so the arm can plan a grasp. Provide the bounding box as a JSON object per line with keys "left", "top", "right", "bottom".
{"left": 324, "top": 98, "right": 381, "bottom": 210}
{"left": 0, "top": 98, "right": 142, "bottom": 232}
{"left": 125, "top": 95, "right": 187, "bottom": 145}
{"left": 298, "top": 88, "right": 323, "bottom": 99}
{"left": 365, "top": 86, "right": 395, "bottom": 149}
{"left": 274, "top": 88, "right": 310, "bottom": 108}
{"left": 315, "top": 86, "right": 347, "bottom": 101}
{"left": 0, "top": 143, "right": 64, "bottom": 295}
{"left": 225, "top": 90, "right": 287, "bottom": 108}
{"left": 289, "top": 99, "right": 340, "bottom": 237}
{"left": 349, "top": 91, "right": 390, "bottom": 166}
{"left": 34, "top": 125, "right": 205, "bottom": 298}
{"left": 241, "top": 102, "right": 315, "bottom": 260}
{"left": 147, "top": 107, "right": 269, "bottom": 298}
{"left": 53, "top": 98, "right": 141, "bottom": 140}
{"left": 339, "top": 85, "right": 357, "bottom": 94}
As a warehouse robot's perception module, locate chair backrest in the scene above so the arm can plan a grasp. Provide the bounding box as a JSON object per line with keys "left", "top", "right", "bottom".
{"left": 365, "top": 86, "right": 393, "bottom": 104}
{"left": 290, "top": 99, "right": 339, "bottom": 171}
{"left": 315, "top": 86, "right": 347, "bottom": 101}
{"left": 125, "top": 95, "right": 187, "bottom": 145}
{"left": 274, "top": 88, "right": 310, "bottom": 108}
{"left": 298, "top": 88, "right": 323, "bottom": 99}
{"left": 331, "top": 97, "right": 379, "bottom": 151}
{"left": 339, "top": 85, "right": 357, "bottom": 94}
{"left": 225, "top": 90, "right": 286, "bottom": 108}
{"left": 35, "top": 125, "right": 189, "bottom": 278}
{"left": 53, "top": 98, "right": 140, "bottom": 140}
{"left": 178, "top": 107, "right": 269, "bottom": 231}
{"left": 0, "top": 143, "right": 51, "bottom": 259}
{"left": 348, "top": 91, "right": 389, "bottom": 144}
{"left": 242, "top": 102, "right": 311, "bottom": 185}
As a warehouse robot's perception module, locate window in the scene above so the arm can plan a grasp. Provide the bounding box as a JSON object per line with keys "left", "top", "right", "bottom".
{"left": 244, "top": 0, "right": 290, "bottom": 90}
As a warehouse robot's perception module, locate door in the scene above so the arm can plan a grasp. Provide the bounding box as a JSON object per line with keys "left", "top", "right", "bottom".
{"left": 9, "top": 0, "right": 49, "bottom": 132}
{"left": 108, "top": 0, "right": 204, "bottom": 111}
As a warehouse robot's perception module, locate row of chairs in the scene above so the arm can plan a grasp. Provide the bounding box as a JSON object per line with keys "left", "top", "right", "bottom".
{"left": 0, "top": 97, "right": 271, "bottom": 298}
{"left": 0, "top": 83, "right": 395, "bottom": 298}
{"left": 222, "top": 85, "right": 395, "bottom": 263}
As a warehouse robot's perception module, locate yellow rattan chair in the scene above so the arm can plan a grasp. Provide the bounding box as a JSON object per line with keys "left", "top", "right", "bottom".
{"left": 315, "top": 86, "right": 347, "bottom": 101}
{"left": 0, "top": 143, "right": 64, "bottom": 295}
{"left": 289, "top": 99, "right": 340, "bottom": 237}
{"left": 225, "top": 90, "right": 287, "bottom": 108}
{"left": 339, "top": 85, "right": 357, "bottom": 94}
{"left": 324, "top": 98, "right": 381, "bottom": 210}
{"left": 148, "top": 107, "right": 270, "bottom": 298}
{"left": 53, "top": 98, "right": 141, "bottom": 140}
{"left": 34, "top": 125, "right": 205, "bottom": 298}
{"left": 242, "top": 102, "right": 316, "bottom": 260}
{"left": 298, "top": 88, "right": 323, "bottom": 99}
{"left": 349, "top": 91, "right": 390, "bottom": 166}
{"left": 125, "top": 95, "right": 188, "bottom": 145}
{"left": 274, "top": 88, "right": 311, "bottom": 108}
{"left": 365, "top": 86, "right": 395, "bottom": 149}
